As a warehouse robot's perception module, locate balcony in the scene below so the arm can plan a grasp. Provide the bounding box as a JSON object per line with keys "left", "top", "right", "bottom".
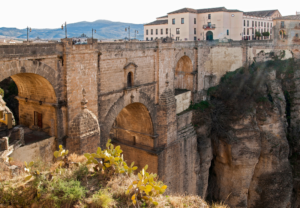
{"left": 203, "top": 24, "right": 216, "bottom": 30}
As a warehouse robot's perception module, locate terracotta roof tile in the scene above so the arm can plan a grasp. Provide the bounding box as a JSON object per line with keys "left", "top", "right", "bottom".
{"left": 243, "top": 10, "right": 278, "bottom": 17}
{"left": 144, "top": 20, "right": 168, "bottom": 26}
{"left": 168, "top": 8, "right": 197, "bottom": 14}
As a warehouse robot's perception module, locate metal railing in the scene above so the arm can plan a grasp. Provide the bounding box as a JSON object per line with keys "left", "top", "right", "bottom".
{"left": 203, "top": 24, "right": 216, "bottom": 29}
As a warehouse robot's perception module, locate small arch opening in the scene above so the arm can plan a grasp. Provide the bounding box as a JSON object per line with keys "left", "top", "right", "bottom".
{"left": 127, "top": 72, "right": 133, "bottom": 88}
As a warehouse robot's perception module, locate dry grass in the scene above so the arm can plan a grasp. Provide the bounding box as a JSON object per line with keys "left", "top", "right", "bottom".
{"left": 1, "top": 154, "right": 229, "bottom": 208}
{"left": 68, "top": 153, "right": 88, "bottom": 164}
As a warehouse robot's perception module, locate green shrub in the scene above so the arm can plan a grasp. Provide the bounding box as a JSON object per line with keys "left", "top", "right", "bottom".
{"left": 40, "top": 178, "right": 86, "bottom": 207}
{"left": 0, "top": 88, "right": 4, "bottom": 97}
{"left": 262, "top": 32, "right": 270, "bottom": 37}
{"left": 189, "top": 101, "right": 210, "bottom": 111}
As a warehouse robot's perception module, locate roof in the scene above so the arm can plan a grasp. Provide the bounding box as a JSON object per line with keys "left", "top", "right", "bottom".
{"left": 168, "top": 8, "right": 197, "bottom": 14}
{"left": 243, "top": 10, "right": 278, "bottom": 17}
{"left": 274, "top": 15, "right": 300, "bottom": 20}
{"left": 144, "top": 20, "right": 168, "bottom": 26}
{"left": 197, "top": 7, "right": 241, "bottom": 13}
{"left": 157, "top": 15, "right": 168, "bottom": 19}
{"left": 167, "top": 7, "right": 242, "bottom": 15}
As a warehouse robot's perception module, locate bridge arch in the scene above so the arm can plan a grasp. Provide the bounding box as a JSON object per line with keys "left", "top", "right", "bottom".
{"left": 101, "top": 92, "right": 157, "bottom": 173}
{"left": 0, "top": 60, "right": 61, "bottom": 139}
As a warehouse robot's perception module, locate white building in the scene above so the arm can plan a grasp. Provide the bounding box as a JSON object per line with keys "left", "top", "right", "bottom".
{"left": 144, "top": 7, "right": 281, "bottom": 41}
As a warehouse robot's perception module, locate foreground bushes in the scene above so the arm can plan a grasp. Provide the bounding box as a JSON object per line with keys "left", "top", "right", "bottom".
{"left": 0, "top": 140, "right": 168, "bottom": 207}
{"left": 0, "top": 140, "right": 227, "bottom": 207}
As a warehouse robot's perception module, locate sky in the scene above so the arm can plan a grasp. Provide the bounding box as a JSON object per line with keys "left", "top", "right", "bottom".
{"left": 0, "top": 0, "right": 297, "bottom": 29}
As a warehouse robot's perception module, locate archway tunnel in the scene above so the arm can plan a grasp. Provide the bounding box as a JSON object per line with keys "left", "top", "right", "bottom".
{"left": 0, "top": 73, "right": 58, "bottom": 144}
{"left": 109, "top": 103, "right": 157, "bottom": 173}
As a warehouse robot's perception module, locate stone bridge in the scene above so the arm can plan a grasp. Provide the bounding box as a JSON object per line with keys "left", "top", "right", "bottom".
{"left": 0, "top": 38, "right": 298, "bottom": 194}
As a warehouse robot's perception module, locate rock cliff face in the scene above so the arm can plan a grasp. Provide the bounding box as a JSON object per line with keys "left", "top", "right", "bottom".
{"left": 193, "top": 59, "right": 300, "bottom": 208}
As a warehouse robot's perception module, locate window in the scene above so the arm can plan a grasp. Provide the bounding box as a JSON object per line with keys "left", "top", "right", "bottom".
{"left": 127, "top": 72, "right": 133, "bottom": 88}
{"left": 151, "top": 37, "right": 153, "bottom": 40}
{"left": 194, "top": 36, "right": 197, "bottom": 41}
{"left": 252, "top": 21, "right": 254, "bottom": 27}
{"left": 244, "top": 28, "right": 245, "bottom": 35}
{"left": 247, "top": 28, "right": 249, "bottom": 35}
{"left": 271, "top": 23, "right": 273, "bottom": 27}
{"left": 244, "top": 20, "right": 246, "bottom": 26}
{"left": 166, "top": 28, "right": 168, "bottom": 35}
{"left": 270, "top": 29, "right": 272, "bottom": 34}
{"left": 208, "top": 22, "right": 211, "bottom": 27}
{"left": 176, "top": 28, "right": 180, "bottom": 34}
{"left": 172, "top": 19, "right": 175, "bottom": 24}
{"left": 151, "top": 29, "right": 153, "bottom": 35}
{"left": 252, "top": 29, "right": 254, "bottom": 34}
{"left": 156, "top": 29, "right": 158, "bottom": 35}
{"left": 194, "top": 18, "right": 196, "bottom": 24}
{"left": 194, "top": 28, "right": 196, "bottom": 35}
{"left": 247, "top": 20, "right": 249, "bottom": 27}
{"left": 264, "top": 22, "right": 266, "bottom": 27}
{"left": 258, "top": 22, "right": 260, "bottom": 27}
{"left": 255, "top": 21, "right": 257, "bottom": 27}
{"left": 296, "top": 33, "right": 299, "bottom": 38}
{"left": 227, "top": 30, "right": 229, "bottom": 35}
{"left": 146, "top": 30, "right": 148, "bottom": 35}
{"left": 146, "top": 37, "right": 148, "bottom": 41}
{"left": 176, "top": 37, "right": 180, "bottom": 41}
{"left": 267, "top": 23, "right": 269, "bottom": 27}
{"left": 281, "top": 21, "right": 285, "bottom": 28}
{"left": 161, "top": 29, "right": 163, "bottom": 35}
{"left": 208, "top": 14, "right": 211, "bottom": 19}
{"left": 181, "top": 18, "right": 184, "bottom": 24}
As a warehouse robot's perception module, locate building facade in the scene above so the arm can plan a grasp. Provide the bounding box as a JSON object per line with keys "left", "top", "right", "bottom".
{"left": 144, "top": 7, "right": 281, "bottom": 41}
{"left": 273, "top": 13, "right": 300, "bottom": 46}
{"left": 242, "top": 10, "right": 281, "bottom": 40}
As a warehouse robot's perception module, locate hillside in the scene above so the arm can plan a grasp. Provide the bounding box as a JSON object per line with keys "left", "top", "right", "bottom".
{"left": 0, "top": 20, "right": 144, "bottom": 40}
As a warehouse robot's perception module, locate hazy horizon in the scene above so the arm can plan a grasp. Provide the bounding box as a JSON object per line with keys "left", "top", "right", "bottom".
{"left": 0, "top": 0, "right": 297, "bottom": 29}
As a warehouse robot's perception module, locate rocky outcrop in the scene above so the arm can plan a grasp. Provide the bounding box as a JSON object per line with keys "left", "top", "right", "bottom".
{"left": 196, "top": 60, "right": 300, "bottom": 208}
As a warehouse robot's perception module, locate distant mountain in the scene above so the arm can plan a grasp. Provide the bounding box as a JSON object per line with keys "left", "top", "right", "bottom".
{"left": 0, "top": 20, "right": 144, "bottom": 40}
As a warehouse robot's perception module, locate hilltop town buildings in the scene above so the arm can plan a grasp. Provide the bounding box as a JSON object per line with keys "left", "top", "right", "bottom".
{"left": 144, "top": 7, "right": 281, "bottom": 41}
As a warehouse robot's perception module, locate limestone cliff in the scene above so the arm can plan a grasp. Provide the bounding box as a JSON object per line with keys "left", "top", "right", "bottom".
{"left": 193, "top": 58, "right": 300, "bottom": 208}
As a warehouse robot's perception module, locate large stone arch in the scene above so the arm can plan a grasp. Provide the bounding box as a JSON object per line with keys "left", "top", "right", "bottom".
{"left": 101, "top": 91, "right": 155, "bottom": 147}
{"left": 0, "top": 60, "right": 64, "bottom": 139}
{"left": 0, "top": 60, "right": 60, "bottom": 99}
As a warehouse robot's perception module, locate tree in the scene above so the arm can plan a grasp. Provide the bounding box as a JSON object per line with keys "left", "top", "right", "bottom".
{"left": 262, "top": 32, "right": 270, "bottom": 37}
{"left": 255, "top": 31, "right": 261, "bottom": 40}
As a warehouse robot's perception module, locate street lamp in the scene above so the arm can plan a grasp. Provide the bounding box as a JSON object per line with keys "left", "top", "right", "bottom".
{"left": 61, "top": 22, "right": 67, "bottom": 38}
{"left": 125, "top": 26, "right": 130, "bottom": 41}
{"left": 92, "top": 28, "right": 96, "bottom": 40}
{"left": 27, "top": 26, "right": 31, "bottom": 42}
{"left": 134, "top": 30, "right": 138, "bottom": 39}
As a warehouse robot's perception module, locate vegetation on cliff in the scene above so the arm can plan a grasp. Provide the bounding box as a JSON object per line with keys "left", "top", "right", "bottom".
{"left": 191, "top": 58, "right": 299, "bottom": 142}
{"left": 0, "top": 140, "right": 226, "bottom": 208}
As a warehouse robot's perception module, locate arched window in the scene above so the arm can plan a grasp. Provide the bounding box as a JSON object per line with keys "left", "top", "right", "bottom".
{"left": 127, "top": 72, "right": 133, "bottom": 88}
